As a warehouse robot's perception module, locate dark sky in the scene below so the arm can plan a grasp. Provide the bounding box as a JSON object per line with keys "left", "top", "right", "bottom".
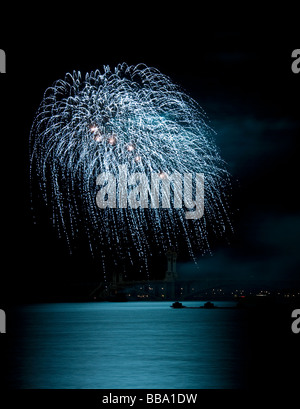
{"left": 1, "top": 26, "right": 299, "bottom": 301}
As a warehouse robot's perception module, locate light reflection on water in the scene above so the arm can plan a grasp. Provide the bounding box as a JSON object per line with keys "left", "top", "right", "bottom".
{"left": 8, "top": 301, "right": 247, "bottom": 389}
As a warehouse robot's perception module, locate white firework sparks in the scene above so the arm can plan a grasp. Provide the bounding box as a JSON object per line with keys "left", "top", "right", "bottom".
{"left": 30, "top": 63, "right": 232, "bottom": 277}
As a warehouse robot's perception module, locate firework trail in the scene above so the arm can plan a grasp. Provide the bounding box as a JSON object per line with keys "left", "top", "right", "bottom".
{"left": 30, "top": 63, "right": 232, "bottom": 277}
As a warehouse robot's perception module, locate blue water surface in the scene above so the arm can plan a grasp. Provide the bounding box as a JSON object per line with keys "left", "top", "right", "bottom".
{"left": 8, "top": 301, "right": 247, "bottom": 389}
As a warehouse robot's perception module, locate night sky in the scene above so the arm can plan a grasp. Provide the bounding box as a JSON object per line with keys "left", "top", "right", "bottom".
{"left": 1, "top": 27, "right": 299, "bottom": 303}
{"left": 1, "top": 13, "right": 300, "bottom": 396}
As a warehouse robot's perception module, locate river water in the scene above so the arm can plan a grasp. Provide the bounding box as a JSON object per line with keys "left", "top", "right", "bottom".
{"left": 7, "top": 301, "right": 249, "bottom": 389}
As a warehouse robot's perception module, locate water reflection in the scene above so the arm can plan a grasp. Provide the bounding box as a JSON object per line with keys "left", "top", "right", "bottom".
{"left": 8, "top": 301, "right": 247, "bottom": 389}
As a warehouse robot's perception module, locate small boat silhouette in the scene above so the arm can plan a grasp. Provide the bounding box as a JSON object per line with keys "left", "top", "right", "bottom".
{"left": 171, "top": 301, "right": 186, "bottom": 309}
{"left": 202, "top": 301, "right": 215, "bottom": 309}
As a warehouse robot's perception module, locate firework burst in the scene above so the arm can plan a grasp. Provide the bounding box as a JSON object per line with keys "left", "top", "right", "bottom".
{"left": 30, "top": 63, "right": 232, "bottom": 277}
